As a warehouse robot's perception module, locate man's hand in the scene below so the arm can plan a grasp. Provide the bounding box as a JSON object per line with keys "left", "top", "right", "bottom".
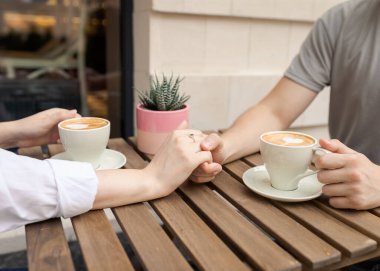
{"left": 315, "top": 139, "right": 380, "bottom": 210}
{"left": 190, "top": 133, "right": 225, "bottom": 183}
{"left": 15, "top": 108, "right": 79, "bottom": 148}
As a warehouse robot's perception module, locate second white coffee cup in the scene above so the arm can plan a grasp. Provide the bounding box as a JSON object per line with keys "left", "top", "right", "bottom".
{"left": 260, "top": 131, "right": 329, "bottom": 191}
{"left": 58, "top": 117, "right": 110, "bottom": 169}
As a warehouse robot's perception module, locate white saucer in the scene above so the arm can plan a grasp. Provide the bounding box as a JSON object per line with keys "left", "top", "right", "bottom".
{"left": 242, "top": 165, "right": 323, "bottom": 202}
{"left": 51, "top": 149, "right": 127, "bottom": 170}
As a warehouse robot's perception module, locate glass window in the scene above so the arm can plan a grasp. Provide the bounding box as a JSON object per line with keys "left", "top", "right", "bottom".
{"left": 0, "top": 0, "right": 124, "bottom": 136}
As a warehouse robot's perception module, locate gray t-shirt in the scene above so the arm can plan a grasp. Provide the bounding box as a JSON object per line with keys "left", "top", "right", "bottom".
{"left": 285, "top": 0, "right": 380, "bottom": 163}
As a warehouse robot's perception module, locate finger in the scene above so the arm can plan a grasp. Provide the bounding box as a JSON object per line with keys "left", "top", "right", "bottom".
{"left": 188, "top": 133, "right": 207, "bottom": 143}
{"left": 171, "top": 131, "right": 203, "bottom": 146}
{"left": 193, "top": 162, "right": 222, "bottom": 176}
{"left": 68, "top": 109, "right": 78, "bottom": 116}
{"left": 200, "top": 133, "right": 223, "bottom": 151}
{"left": 186, "top": 142, "right": 203, "bottom": 153}
{"left": 190, "top": 175, "right": 215, "bottom": 183}
{"left": 176, "top": 120, "right": 188, "bottom": 130}
{"left": 329, "top": 197, "right": 352, "bottom": 209}
{"left": 49, "top": 108, "right": 77, "bottom": 120}
{"left": 319, "top": 139, "right": 357, "bottom": 155}
{"left": 194, "top": 151, "right": 213, "bottom": 165}
{"left": 317, "top": 169, "right": 349, "bottom": 184}
{"left": 315, "top": 153, "right": 350, "bottom": 170}
{"left": 179, "top": 133, "right": 207, "bottom": 146}
{"left": 322, "top": 183, "right": 352, "bottom": 197}
{"left": 175, "top": 129, "right": 203, "bottom": 136}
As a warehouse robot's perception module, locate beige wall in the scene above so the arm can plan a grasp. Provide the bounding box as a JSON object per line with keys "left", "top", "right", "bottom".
{"left": 134, "top": 0, "right": 345, "bottom": 137}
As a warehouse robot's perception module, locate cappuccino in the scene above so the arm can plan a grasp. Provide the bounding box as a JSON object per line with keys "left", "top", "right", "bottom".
{"left": 262, "top": 132, "right": 315, "bottom": 147}
{"left": 260, "top": 131, "right": 327, "bottom": 191}
{"left": 58, "top": 117, "right": 110, "bottom": 168}
{"left": 60, "top": 118, "right": 108, "bottom": 130}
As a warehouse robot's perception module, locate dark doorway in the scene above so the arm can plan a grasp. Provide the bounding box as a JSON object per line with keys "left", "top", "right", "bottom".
{"left": 120, "top": 0, "right": 134, "bottom": 138}
{"left": 106, "top": 0, "right": 134, "bottom": 138}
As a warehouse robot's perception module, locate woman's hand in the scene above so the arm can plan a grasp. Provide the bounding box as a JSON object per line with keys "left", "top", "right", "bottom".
{"left": 14, "top": 108, "right": 79, "bottom": 148}
{"left": 315, "top": 139, "right": 380, "bottom": 210}
{"left": 190, "top": 133, "right": 225, "bottom": 183}
{"left": 144, "top": 129, "right": 213, "bottom": 197}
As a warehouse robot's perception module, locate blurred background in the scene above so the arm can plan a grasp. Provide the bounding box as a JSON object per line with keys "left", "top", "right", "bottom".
{"left": 0, "top": 0, "right": 132, "bottom": 137}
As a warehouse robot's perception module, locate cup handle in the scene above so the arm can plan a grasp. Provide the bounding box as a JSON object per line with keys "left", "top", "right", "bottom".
{"left": 292, "top": 147, "right": 331, "bottom": 182}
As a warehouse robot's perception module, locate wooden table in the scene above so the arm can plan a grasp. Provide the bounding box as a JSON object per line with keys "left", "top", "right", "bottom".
{"left": 19, "top": 138, "right": 380, "bottom": 271}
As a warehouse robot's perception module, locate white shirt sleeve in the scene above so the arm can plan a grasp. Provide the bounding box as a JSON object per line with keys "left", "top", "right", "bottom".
{"left": 0, "top": 149, "right": 98, "bottom": 232}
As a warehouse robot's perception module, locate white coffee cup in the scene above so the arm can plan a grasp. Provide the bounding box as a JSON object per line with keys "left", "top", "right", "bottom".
{"left": 260, "top": 131, "right": 329, "bottom": 191}
{"left": 58, "top": 117, "right": 110, "bottom": 168}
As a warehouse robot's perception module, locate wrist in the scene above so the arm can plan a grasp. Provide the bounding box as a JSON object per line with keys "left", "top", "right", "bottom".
{"left": 0, "top": 121, "right": 20, "bottom": 149}
{"left": 220, "top": 134, "right": 238, "bottom": 164}
{"left": 141, "top": 165, "right": 172, "bottom": 199}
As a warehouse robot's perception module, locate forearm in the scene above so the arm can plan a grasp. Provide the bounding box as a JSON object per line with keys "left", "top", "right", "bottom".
{"left": 0, "top": 121, "right": 19, "bottom": 149}
{"left": 93, "top": 168, "right": 165, "bottom": 209}
{"left": 221, "top": 77, "right": 317, "bottom": 163}
{"left": 222, "top": 103, "right": 286, "bottom": 163}
{"left": 93, "top": 129, "right": 212, "bottom": 209}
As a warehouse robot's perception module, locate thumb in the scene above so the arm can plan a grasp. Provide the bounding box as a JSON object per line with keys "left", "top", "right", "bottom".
{"left": 201, "top": 133, "right": 223, "bottom": 152}
{"left": 56, "top": 109, "right": 77, "bottom": 120}
{"left": 66, "top": 109, "right": 78, "bottom": 118}
{"left": 319, "top": 138, "right": 357, "bottom": 154}
{"left": 176, "top": 120, "right": 188, "bottom": 130}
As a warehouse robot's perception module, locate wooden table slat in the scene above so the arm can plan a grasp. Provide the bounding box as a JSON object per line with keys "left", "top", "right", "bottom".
{"left": 72, "top": 210, "right": 134, "bottom": 271}
{"left": 314, "top": 249, "right": 380, "bottom": 271}
{"left": 243, "top": 153, "right": 263, "bottom": 166}
{"left": 370, "top": 207, "right": 380, "bottom": 217}
{"left": 108, "top": 138, "right": 149, "bottom": 169}
{"left": 242, "top": 152, "right": 380, "bottom": 257}
{"left": 274, "top": 202, "right": 377, "bottom": 257}
{"left": 315, "top": 201, "right": 380, "bottom": 242}
{"left": 180, "top": 182, "right": 301, "bottom": 271}
{"left": 107, "top": 139, "right": 193, "bottom": 271}
{"left": 152, "top": 193, "right": 250, "bottom": 271}
{"left": 125, "top": 138, "right": 251, "bottom": 271}
{"left": 113, "top": 204, "right": 193, "bottom": 271}
{"left": 20, "top": 137, "right": 380, "bottom": 271}
{"left": 48, "top": 142, "right": 134, "bottom": 271}
{"left": 22, "top": 146, "right": 74, "bottom": 271}
{"left": 26, "top": 218, "right": 75, "bottom": 271}
{"left": 224, "top": 160, "right": 253, "bottom": 183}
{"left": 212, "top": 170, "right": 341, "bottom": 269}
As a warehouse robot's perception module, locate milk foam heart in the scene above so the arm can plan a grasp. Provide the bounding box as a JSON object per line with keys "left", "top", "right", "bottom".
{"left": 282, "top": 136, "right": 304, "bottom": 144}
{"left": 262, "top": 132, "right": 315, "bottom": 147}
{"left": 66, "top": 123, "right": 89, "bottom": 130}
{"left": 60, "top": 118, "right": 108, "bottom": 130}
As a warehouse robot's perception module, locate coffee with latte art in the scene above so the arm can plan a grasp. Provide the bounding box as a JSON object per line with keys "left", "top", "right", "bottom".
{"left": 262, "top": 132, "right": 315, "bottom": 147}
{"left": 60, "top": 118, "right": 108, "bottom": 130}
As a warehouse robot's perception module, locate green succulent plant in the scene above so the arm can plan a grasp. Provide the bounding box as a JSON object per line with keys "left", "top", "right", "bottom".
{"left": 138, "top": 74, "right": 190, "bottom": 111}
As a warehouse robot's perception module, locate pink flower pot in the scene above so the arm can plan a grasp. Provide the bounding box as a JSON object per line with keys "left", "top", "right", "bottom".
{"left": 136, "top": 104, "right": 189, "bottom": 154}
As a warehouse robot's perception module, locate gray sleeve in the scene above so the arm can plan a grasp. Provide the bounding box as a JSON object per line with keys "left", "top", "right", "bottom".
{"left": 285, "top": 15, "right": 337, "bottom": 93}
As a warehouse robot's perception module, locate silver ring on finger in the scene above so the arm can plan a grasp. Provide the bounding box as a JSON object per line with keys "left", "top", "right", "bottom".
{"left": 188, "top": 133, "right": 196, "bottom": 143}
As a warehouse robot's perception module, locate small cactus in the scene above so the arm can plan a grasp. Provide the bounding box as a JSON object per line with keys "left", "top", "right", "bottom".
{"left": 138, "top": 74, "right": 189, "bottom": 111}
